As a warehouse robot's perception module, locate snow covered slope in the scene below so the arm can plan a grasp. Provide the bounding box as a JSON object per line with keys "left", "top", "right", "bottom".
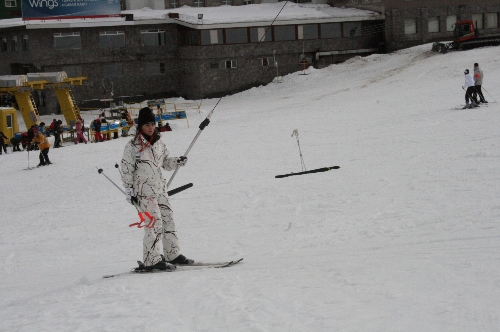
{"left": 1, "top": 44, "right": 499, "bottom": 331}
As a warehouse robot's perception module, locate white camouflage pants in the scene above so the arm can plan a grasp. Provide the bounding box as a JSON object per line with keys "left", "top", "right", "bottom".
{"left": 137, "top": 194, "right": 180, "bottom": 266}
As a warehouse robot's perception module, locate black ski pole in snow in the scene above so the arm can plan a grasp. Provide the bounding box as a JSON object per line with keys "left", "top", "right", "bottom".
{"left": 275, "top": 166, "right": 340, "bottom": 178}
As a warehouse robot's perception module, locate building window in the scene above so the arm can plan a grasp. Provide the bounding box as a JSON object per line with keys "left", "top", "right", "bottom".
{"left": 404, "top": 19, "right": 417, "bottom": 35}
{"left": 258, "top": 57, "right": 274, "bottom": 66}
{"left": 446, "top": 15, "right": 457, "bottom": 32}
{"left": 1, "top": 38, "right": 7, "bottom": 52}
{"left": 298, "top": 24, "right": 318, "bottom": 40}
{"left": 220, "top": 60, "right": 237, "bottom": 69}
{"left": 485, "top": 12, "right": 499, "bottom": 28}
{"left": 179, "top": 29, "right": 201, "bottom": 46}
{"left": 428, "top": 16, "right": 439, "bottom": 33}
{"left": 5, "top": 0, "right": 16, "bottom": 7}
{"left": 274, "top": 25, "right": 295, "bottom": 41}
{"left": 250, "top": 27, "right": 271, "bottom": 42}
{"left": 140, "top": 29, "right": 165, "bottom": 46}
{"left": 194, "top": 0, "right": 204, "bottom": 7}
{"left": 99, "top": 31, "right": 125, "bottom": 48}
{"left": 170, "top": 0, "right": 178, "bottom": 7}
{"left": 221, "top": 0, "right": 231, "bottom": 4}
{"left": 145, "top": 62, "right": 166, "bottom": 75}
{"left": 11, "top": 36, "right": 18, "bottom": 52}
{"left": 21, "top": 35, "right": 28, "bottom": 51}
{"left": 103, "top": 63, "right": 123, "bottom": 77}
{"left": 343, "top": 22, "right": 362, "bottom": 37}
{"left": 472, "top": 14, "right": 484, "bottom": 29}
{"left": 243, "top": 0, "right": 251, "bottom": 4}
{"left": 62, "top": 65, "right": 82, "bottom": 77}
{"left": 201, "top": 29, "right": 222, "bottom": 45}
{"left": 54, "top": 32, "right": 81, "bottom": 50}
{"left": 320, "top": 23, "right": 341, "bottom": 38}
{"left": 225, "top": 28, "right": 248, "bottom": 44}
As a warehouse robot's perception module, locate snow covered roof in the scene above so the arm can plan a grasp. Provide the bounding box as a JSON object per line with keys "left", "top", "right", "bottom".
{"left": 0, "top": 3, "right": 383, "bottom": 30}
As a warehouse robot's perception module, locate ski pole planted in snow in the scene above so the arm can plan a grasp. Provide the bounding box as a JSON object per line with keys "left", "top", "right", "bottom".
{"left": 291, "top": 129, "right": 307, "bottom": 171}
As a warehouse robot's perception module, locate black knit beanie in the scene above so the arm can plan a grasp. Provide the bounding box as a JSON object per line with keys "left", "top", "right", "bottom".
{"left": 137, "top": 107, "right": 156, "bottom": 129}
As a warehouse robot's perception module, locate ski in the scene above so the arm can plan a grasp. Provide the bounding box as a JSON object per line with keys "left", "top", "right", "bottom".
{"left": 454, "top": 105, "right": 481, "bottom": 110}
{"left": 103, "top": 258, "right": 243, "bottom": 278}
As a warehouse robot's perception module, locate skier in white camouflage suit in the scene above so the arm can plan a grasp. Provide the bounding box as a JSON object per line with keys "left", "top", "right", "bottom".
{"left": 121, "top": 107, "right": 193, "bottom": 270}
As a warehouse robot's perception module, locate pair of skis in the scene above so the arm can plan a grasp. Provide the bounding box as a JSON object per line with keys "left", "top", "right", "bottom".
{"left": 103, "top": 258, "right": 243, "bottom": 278}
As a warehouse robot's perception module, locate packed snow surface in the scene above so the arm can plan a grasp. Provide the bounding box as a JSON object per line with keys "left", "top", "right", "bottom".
{"left": 1, "top": 44, "right": 500, "bottom": 331}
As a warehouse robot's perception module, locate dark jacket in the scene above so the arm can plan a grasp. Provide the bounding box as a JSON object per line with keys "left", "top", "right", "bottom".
{"left": 0, "top": 131, "right": 7, "bottom": 144}
{"left": 54, "top": 121, "right": 61, "bottom": 134}
{"left": 94, "top": 119, "right": 102, "bottom": 132}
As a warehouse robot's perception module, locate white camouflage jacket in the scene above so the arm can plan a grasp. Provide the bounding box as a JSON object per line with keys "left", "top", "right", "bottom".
{"left": 121, "top": 134, "right": 178, "bottom": 197}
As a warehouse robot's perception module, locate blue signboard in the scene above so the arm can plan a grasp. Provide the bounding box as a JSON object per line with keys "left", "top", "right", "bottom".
{"left": 21, "top": 0, "right": 120, "bottom": 21}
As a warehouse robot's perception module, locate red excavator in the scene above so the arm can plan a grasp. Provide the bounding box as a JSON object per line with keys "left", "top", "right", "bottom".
{"left": 432, "top": 19, "right": 500, "bottom": 53}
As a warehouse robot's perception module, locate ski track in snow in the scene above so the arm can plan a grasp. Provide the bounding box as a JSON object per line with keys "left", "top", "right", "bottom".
{"left": 1, "top": 43, "right": 500, "bottom": 331}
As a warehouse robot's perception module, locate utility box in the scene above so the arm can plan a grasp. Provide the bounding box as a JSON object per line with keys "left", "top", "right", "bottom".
{"left": 0, "top": 107, "right": 19, "bottom": 139}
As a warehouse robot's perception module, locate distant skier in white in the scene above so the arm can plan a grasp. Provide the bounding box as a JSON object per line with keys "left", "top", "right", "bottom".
{"left": 462, "top": 69, "right": 478, "bottom": 109}
{"left": 121, "top": 107, "right": 193, "bottom": 270}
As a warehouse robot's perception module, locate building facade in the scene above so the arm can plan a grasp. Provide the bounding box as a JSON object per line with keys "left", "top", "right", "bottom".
{"left": 0, "top": 0, "right": 22, "bottom": 19}
{"left": 330, "top": 0, "right": 500, "bottom": 51}
{"left": 0, "top": 9, "right": 384, "bottom": 113}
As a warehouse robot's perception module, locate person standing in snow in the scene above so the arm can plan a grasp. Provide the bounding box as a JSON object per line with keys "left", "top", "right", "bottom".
{"left": 462, "top": 69, "right": 478, "bottom": 109}
{"left": 27, "top": 125, "right": 38, "bottom": 151}
{"left": 120, "top": 107, "right": 192, "bottom": 271}
{"left": 93, "top": 117, "right": 104, "bottom": 142}
{"left": 32, "top": 128, "right": 52, "bottom": 166}
{"left": 74, "top": 118, "right": 87, "bottom": 144}
{"left": 473, "top": 63, "right": 487, "bottom": 104}
{"left": 0, "top": 130, "right": 8, "bottom": 154}
{"left": 53, "top": 120, "right": 62, "bottom": 148}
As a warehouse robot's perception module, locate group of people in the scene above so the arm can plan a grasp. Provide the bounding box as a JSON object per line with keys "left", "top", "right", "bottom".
{"left": 462, "top": 62, "right": 488, "bottom": 109}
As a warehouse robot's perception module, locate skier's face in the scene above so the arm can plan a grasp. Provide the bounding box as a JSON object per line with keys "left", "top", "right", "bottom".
{"left": 142, "top": 122, "right": 155, "bottom": 136}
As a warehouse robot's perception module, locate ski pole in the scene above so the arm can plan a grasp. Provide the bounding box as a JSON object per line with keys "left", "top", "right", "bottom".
{"left": 115, "top": 162, "right": 123, "bottom": 177}
{"left": 115, "top": 163, "right": 193, "bottom": 197}
{"left": 462, "top": 86, "right": 478, "bottom": 106}
{"left": 481, "top": 86, "right": 497, "bottom": 103}
{"left": 291, "top": 129, "right": 307, "bottom": 171}
{"left": 97, "top": 167, "right": 156, "bottom": 228}
{"left": 167, "top": 117, "right": 210, "bottom": 188}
